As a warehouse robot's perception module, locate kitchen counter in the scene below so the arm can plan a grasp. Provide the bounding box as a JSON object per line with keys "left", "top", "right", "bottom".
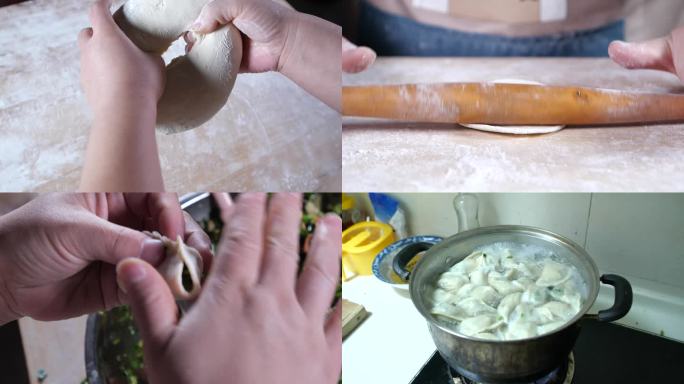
{"left": 0, "top": 0, "right": 340, "bottom": 192}
{"left": 342, "top": 276, "right": 435, "bottom": 384}
{"left": 342, "top": 58, "right": 684, "bottom": 192}
{"left": 19, "top": 317, "right": 86, "bottom": 384}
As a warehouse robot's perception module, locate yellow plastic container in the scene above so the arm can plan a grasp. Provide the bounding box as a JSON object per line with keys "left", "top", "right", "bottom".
{"left": 342, "top": 221, "right": 396, "bottom": 281}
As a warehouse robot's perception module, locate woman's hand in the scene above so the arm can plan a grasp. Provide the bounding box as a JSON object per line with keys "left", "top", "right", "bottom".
{"left": 609, "top": 27, "right": 684, "bottom": 81}
{"left": 78, "top": 0, "right": 165, "bottom": 116}
{"left": 116, "top": 193, "right": 342, "bottom": 384}
{"left": 190, "top": 0, "right": 341, "bottom": 110}
{"left": 0, "top": 194, "right": 212, "bottom": 325}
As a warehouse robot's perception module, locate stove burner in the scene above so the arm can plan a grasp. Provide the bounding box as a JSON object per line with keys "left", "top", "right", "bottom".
{"left": 450, "top": 353, "right": 575, "bottom": 384}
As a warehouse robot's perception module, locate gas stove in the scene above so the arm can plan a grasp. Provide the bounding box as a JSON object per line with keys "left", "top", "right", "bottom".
{"left": 410, "top": 319, "right": 684, "bottom": 384}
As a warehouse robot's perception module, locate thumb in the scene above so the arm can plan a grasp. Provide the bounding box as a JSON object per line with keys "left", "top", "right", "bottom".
{"left": 342, "top": 39, "right": 376, "bottom": 74}
{"left": 116, "top": 258, "right": 178, "bottom": 348}
{"left": 608, "top": 37, "right": 675, "bottom": 73}
{"left": 190, "top": 0, "right": 233, "bottom": 34}
{"left": 80, "top": 217, "right": 165, "bottom": 266}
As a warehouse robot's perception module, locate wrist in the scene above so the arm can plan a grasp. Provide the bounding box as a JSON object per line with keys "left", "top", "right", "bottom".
{"left": 92, "top": 89, "right": 159, "bottom": 121}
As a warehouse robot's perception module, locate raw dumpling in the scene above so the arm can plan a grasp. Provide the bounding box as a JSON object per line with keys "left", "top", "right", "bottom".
{"left": 536, "top": 260, "right": 571, "bottom": 287}
{"left": 459, "top": 314, "right": 503, "bottom": 336}
{"left": 144, "top": 231, "right": 204, "bottom": 300}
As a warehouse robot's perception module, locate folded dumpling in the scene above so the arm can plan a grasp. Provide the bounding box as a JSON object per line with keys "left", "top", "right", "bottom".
{"left": 521, "top": 285, "right": 548, "bottom": 306}
{"left": 437, "top": 273, "right": 469, "bottom": 291}
{"left": 535, "top": 301, "right": 574, "bottom": 323}
{"left": 497, "top": 292, "right": 522, "bottom": 322}
{"left": 548, "top": 281, "right": 582, "bottom": 313}
{"left": 505, "top": 320, "right": 537, "bottom": 340}
{"left": 536, "top": 260, "right": 571, "bottom": 287}
{"left": 431, "top": 288, "right": 458, "bottom": 305}
{"left": 144, "top": 231, "right": 204, "bottom": 301}
{"left": 470, "top": 285, "right": 501, "bottom": 307}
{"left": 450, "top": 251, "right": 486, "bottom": 274}
{"left": 470, "top": 269, "right": 488, "bottom": 285}
{"left": 459, "top": 314, "right": 504, "bottom": 336}
{"left": 457, "top": 297, "right": 496, "bottom": 317}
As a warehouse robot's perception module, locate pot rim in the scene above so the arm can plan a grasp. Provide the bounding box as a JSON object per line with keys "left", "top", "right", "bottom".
{"left": 409, "top": 224, "right": 601, "bottom": 344}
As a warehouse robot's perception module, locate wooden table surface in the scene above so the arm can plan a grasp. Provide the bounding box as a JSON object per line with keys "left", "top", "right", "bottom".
{"left": 0, "top": 0, "right": 340, "bottom": 192}
{"left": 342, "top": 57, "right": 684, "bottom": 192}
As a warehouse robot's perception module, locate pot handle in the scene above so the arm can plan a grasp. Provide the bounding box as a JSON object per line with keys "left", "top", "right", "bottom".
{"left": 392, "top": 242, "right": 433, "bottom": 282}
{"left": 597, "top": 274, "right": 633, "bottom": 322}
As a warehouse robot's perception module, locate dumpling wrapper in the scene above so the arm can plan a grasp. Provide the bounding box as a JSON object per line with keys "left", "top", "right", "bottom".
{"left": 460, "top": 79, "right": 565, "bottom": 135}
{"left": 144, "top": 231, "right": 204, "bottom": 300}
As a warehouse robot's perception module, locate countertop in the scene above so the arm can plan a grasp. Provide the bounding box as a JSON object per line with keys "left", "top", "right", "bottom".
{"left": 0, "top": 0, "right": 340, "bottom": 192}
{"left": 342, "top": 58, "right": 684, "bottom": 192}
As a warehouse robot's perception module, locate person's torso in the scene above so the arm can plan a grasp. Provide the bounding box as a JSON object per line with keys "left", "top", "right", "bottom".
{"left": 367, "top": 0, "right": 625, "bottom": 36}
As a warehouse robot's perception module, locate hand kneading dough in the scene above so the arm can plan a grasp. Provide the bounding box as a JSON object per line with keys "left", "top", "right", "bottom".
{"left": 144, "top": 231, "right": 204, "bottom": 300}
{"left": 461, "top": 79, "right": 565, "bottom": 135}
{"left": 114, "top": 0, "right": 242, "bottom": 134}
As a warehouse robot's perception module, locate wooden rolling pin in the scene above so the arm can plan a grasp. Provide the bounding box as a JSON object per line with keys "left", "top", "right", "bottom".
{"left": 342, "top": 83, "right": 684, "bottom": 125}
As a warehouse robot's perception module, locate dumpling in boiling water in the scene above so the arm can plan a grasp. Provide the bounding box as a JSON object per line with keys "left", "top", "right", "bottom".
{"left": 497, "top": 292, "right": 522, "bottom": 322}
{"left": 432, "top": 288, "right": 458, "bottom": 304}
{"left": 457, "top": 297, "right": 496, "bottom": 317}
{"left": 489, "top": 276, "right": 523, "bottom": 295}
{"left": 459, "top": 314, "right": 503, "bottom": 336}
{"left": 431, "top": 302, "right": 469, "bottom": 321}
{"left": 521, "top": 285, "right": 548, "bottom": 305}
{"left": 470, "top": 269, "right": 488, "bottom": 285}
{"left": 437, "top": 273, "right": 469, "bottom": 291}
{"left": 450, "top": 251, "right": 486, "bottom": 274}
{"left": 470, "top": 285, "right": 501, "bottom": 307}
{"left": 535, "top": 301, "right": 574, "bottom": 323}
{"left": 548, "top": 281, "right": 582, "bottom": 312}
{"left": 505, "top": 321, "right": 537, "bottom": 340}
{"left": 455, "top": 283, "right": 476, "bottom": 299}
{"left": 536, "top": 260, "right": 571, "bottom": 287}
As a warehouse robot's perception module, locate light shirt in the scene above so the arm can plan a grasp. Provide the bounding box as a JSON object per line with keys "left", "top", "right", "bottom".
{"left": 367, "top": 0, "right": 625, "bottom": 37}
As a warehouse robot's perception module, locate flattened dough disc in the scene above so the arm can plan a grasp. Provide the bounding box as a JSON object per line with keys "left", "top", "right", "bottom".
{"left": 461, "top": 79, "right": 566, "bottom": 135}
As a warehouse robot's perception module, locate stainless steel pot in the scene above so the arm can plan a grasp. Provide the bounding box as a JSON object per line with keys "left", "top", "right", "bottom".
{"left": 409, "top": 225, "right": 632, "bottom": 383}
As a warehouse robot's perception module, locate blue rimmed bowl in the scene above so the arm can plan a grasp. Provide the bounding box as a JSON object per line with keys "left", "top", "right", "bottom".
{"left": 372, "top": 235, "right": 443, "bottom": 289}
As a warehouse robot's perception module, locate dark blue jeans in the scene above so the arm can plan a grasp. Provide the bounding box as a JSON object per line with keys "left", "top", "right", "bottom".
{"left": 358, "top": 1, "right": 624, "bottom": 57}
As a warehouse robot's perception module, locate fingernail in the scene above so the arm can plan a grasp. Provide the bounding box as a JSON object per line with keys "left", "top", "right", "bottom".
{"left": 140, "top": 238, "right": 164, "bottom": 265}
{"left": 116, "top": 259, "right": 147, "bottom": 293}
